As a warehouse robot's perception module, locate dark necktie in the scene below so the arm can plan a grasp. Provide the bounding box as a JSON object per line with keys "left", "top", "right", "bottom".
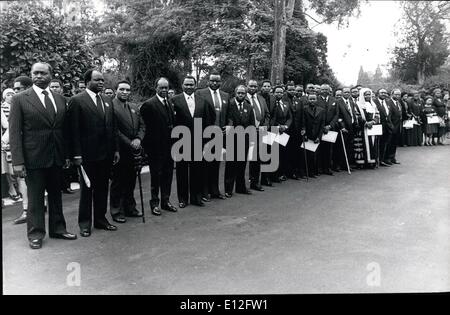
{"left": 95, "top": 94, "right": 104, "bottom": 115}
{"left": 125, "top": 102, "right": 133, "bottom": 126}
{"left": 42, "top": 90, "right": 56, "bottom": 120}
{"left": 163, "top": 98, "right": 173, "bottom": 126}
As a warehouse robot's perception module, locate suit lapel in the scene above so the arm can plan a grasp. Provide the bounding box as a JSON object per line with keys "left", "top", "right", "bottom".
{"left": 25, "top": 89, "right": 52, "bottom": 125}
{"left": 52, "top": 91, "right": 66, "bottom": 124}
{"left": 114, "top": 98, "right": 133, "bottom": 129}
{"left": 82, "top": 92, "right": 103, "bottom": 119}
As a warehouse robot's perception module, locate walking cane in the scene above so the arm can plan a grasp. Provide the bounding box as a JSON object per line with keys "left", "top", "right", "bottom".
{"left": 376, "top": 136, "right": 380, "bottom": 168}
{"left": 136, "top": 167, "right": 145, "bottom": 223}
{"left": 134, "top": 148, "right": 146, "bottom": 223}
{"left": 340, "top": 130, "right": 351, "bottom": 175}
{"left": 302, "top": 136, "right": 309, "bottom": 181}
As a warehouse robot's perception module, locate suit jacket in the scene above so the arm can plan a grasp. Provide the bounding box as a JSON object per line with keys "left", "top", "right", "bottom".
{"left": 112, "top": 98, "right": 145, "bottom": 155}
{"left": 227, "top": 98, "right": 255, "bottom": 128}
{"left": 387, "top": 98, "right": 403, "bottom": 134}
{"left": 245, "top": 93, "right": 270, "bottom": 127}
{"left": 140, "top": 95, "right": 175, "bottom": 157}
{"left": 373, "top": 98, "right": 393, "bottom": 134}
{"left": 270, "top": 99, "right": 292, "bottom": 130}
{"left": 172, "top": 93, "right": 210, "bottom": 131}
{"left": 9, "top": 87, "right": 68, "bottom": 169}
{"left": 303, "top": 105, "right": 325, "bottom": 141}
{"left": 260, "top": 92, "right": 275, "bottom": 113}
{"left": 68, "top": 91, "right": 118, "bottom": 162}
{"left": 316, "top": 95, "right": 339, "bottom": 130}
{"left": 195, "top": 88, "right": 230, "bottom": 127}
{"left": 336, "top": 97, "right": 357, "bottom": 133}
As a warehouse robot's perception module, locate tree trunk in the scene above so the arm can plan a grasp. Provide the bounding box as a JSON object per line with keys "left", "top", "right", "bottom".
{"left": 270, "top": 0, "right": 296, "bottom": 85}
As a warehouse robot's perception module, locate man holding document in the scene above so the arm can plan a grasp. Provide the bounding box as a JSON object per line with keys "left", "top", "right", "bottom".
{"left": 301, "top": 94, "right": 325, "bottom": 178}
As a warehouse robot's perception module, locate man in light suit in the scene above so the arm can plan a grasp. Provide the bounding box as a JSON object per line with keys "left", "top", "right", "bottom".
{"left": 335, "top": 87, "right": 358, "bottom": 170}
{"left": 172, "top": 76, "right": 210, "bottom": 208}
{"left": 68, "top": 69, "right": 120, "bottom": 237}
{"left": 9, "top": 62, "right": 77, "bottom": 249}
{"left": 109, "top": 80, "right": 145, "bottom": 223}
{"left": 246, "top": 79, "right": 270, "bottom": 190}
{"left": 195, "top": 72, "right": 229, "bottom": 202}
{"left": 140, "top": 77, "right": 178, "bottom": 216}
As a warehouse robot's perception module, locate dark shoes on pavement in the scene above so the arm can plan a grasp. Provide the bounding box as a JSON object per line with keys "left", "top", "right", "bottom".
{"left": 13, "top": 211, "right": 27, "bottom": 225}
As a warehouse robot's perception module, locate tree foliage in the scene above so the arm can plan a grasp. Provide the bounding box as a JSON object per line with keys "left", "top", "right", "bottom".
{"left": 390, "top": 1, "right": 450, "bottom": 84}
{"left": 0, "top": 1, "right": 97, "bottom": 87}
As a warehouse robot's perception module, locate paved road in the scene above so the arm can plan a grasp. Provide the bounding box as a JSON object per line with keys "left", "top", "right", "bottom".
{"left": 2, "top": 145, "right": 449, "bottom": 294}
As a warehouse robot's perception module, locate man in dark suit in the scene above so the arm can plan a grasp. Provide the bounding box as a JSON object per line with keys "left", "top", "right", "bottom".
{"left": 373, "top": 88, "right": 393, "bottom": 166}
{"left": 260, "top": 79, "right": 275, "bottom": 113}
{"left": 68, "top": 69, "right": 120, "bottom": 237}
{"left": 283, "top": 81, "right": 301, "bottom": 180}
{"left": 269, "top": 86, "right": 293, "bottom": 182}
{"left": 224, "top": 85, "right": 255, "bottom": 197}
{"left": 172, "top": 76, "right": 210, "bottom": 208}
{"left": 9, "top": 62, "right": 77, "bottom": 249}
{"left": 109, "top": 80, "right": 145, "bottom": 223}
{"left": 334, "top": 87, "right": 357, "bottom": 171}
{"left": 195, "top": 72, "right": 229, "bottom": 201}
{"left": 386, "top": 88, "right": 403, "bottom": 164}
{"left": 246, "top": 79, "right": 270, "bottom": 190}
{"left": 316, "top": 84, "right": 339, "bottom": 175}
{"left": 140, "top": 77, "right": 178, "bottom": 216}
{"left": 300, "top": 94, "right": 325, "bottom": 177}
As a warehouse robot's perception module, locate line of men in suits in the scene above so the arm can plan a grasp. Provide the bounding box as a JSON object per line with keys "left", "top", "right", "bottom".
{"left": 7, "top": 62, "right": 414, "bottom": 250}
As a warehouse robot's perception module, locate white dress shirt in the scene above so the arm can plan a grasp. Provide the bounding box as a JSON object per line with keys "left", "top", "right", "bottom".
{"left": 184, "top": 92, "right": 196, "bottom": 117}
{"left": 32, "top": 84, "right": 57, "bottom": 113}
{"left": 209, "top": 87, "right": 222, "bottom": 110}
{"left": 86, "top": 88, "right": 104, "bottom": 112}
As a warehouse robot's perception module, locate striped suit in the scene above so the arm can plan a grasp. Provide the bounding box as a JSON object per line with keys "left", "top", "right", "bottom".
{"left": 9, "top": 86, "right": 69, "bottom": 241}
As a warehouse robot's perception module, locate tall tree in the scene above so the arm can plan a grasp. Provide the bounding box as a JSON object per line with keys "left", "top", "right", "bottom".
{"left": 390, "top": 1, "right": 450, "bottom": 84}
{"left": 270, "top": 0, "right": 362, "bottom": 84}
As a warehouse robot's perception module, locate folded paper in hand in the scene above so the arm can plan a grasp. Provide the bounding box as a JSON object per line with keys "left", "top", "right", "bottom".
{"left": 80, "top": 165, "right": 91, "bottom": 188}
{"left": 403, "top": 120, "right": 414, "bottom": 129}
{"left": 367, "top": 124, "right": 383, "bottom": 136}
{"left": 274, "top": 133, "right": 290, "bottom": 146}
{"left": 321, "top": 131, "right": 338, "bottom": 143}
{"left": 427, "top": 116, "right": 440, "bottom": 124}
{"left": 262, "top": 132, "right": 277, "bottom": 145}
{"left": 302, "top": 140, "right": 319, "bottom": 152}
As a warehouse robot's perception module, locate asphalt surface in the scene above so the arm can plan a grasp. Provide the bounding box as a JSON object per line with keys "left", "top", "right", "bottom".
{"left": 2, "top": 145, "right": 449, "bottom": 294}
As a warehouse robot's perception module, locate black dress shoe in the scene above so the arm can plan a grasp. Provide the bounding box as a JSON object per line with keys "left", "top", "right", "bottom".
{"left": 95, "top": 224, "right": 117, "bottom": 231}
{"left": 124, "top": 210, "right": 143, "bottom": 217}
{"left": 179, "top": 202, "right": 187, "bottom": 208}
{"left": 112, "top": 216, "right": 127, "bottom": 223}
{"left": 29, "top": 239, "right": 42, "bottom": 249}
{"left": 162, "top": 203, "right": 178, "bottom": 212}
{"left": 211, "top": 194, "right": 226, "bottom": 200}
{"left": 13, "top": 211, "right": 27, "bottom": 225}
{"left": 289, "top": 174, "right": 299, "bottom": 180}
{"left": 324, "top": 171, "right": 334, "bottom": 176}
{"left": 250, "top": 184, "right": 264, "bottom": 191}
{"left": 261, "top": 180, "right": 273, "bottom": 186}
{"left": 236, "top": 189, "right": 252, "bottom": 195}
{"left": 279, "top": 175, "right": 287, "bottom": 181}
{"left": 332, "top": 168, "right": 341, "bottom": 172}
{"left": 49, "top": 232, "right": 77, "bottom": 240}
{"left": 391, "top": 160, "right": 401, "bottom": 164}
{"left": 152, "top": 207, "right": 162, "bottom": 216}
{"left": 385, "top": 161, "right": 393, "bottom": 165}
{"left": 80, "top": 230, "right": 91, "bottom": 237}
{"left": 225, "top": 192, "right": 233, "bottom": 198}
{"left": 201, "top": 196, "right": 211, "bottom": 202}
{"left": 191, "top": 201, "right": 205, "bottom": 207}
{"left": 380, "top": 161, "right": 391, "bottom": 167}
